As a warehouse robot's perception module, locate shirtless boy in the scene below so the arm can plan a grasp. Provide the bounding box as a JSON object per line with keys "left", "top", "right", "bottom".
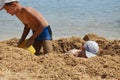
{"left": 0, "top": 0, "right": 53, "bottom": 54}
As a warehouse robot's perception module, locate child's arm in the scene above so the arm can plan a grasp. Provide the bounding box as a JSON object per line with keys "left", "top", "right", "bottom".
{"left": 73, "top": 50, "right": 81, "bottom": 57}
{"left": 66, "top": 49, "right": 81, "bottom": 57}
{"left": 26, "top": 26, "right": 44, "bottom": 47}
{"left": 17, "top": 25, "right": 30, "bottom": 46}
{"left": 31, "top": 26, "right": 44, "bottom": 40}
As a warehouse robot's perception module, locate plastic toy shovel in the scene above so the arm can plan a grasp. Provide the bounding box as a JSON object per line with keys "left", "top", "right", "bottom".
{"left": 18, "top": 40, "right": 36, "bottom": 54}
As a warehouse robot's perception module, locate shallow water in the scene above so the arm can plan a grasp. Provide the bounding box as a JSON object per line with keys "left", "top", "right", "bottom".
{"left": 0, "top": 0, "right": 120, "bottom": 41}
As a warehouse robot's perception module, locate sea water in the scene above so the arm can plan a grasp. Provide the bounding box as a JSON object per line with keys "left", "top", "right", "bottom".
{"left": 0, "top": 0, "right": 120, "bottom": 41}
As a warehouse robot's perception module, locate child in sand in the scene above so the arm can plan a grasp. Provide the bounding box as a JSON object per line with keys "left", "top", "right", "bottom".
{"left": 66, "top": 40, "right": 99, "bottom": 58}
{"left": 0, "top": 0, "right": 53, "bottom": 55}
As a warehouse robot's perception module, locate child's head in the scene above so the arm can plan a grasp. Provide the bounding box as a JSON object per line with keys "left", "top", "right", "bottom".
{"left": 83, "top": 40, "right": 99, "bottom": 58}
{"left": 0, "top": 0, "right": 19, "bottom": 15}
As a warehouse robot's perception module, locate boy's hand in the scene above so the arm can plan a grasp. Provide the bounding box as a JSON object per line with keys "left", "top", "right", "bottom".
{"left": 26, "top": 37, "right": 34, "bottom": 47}
{"left": 17, "top": 39, "right": 24, "bottom": 47}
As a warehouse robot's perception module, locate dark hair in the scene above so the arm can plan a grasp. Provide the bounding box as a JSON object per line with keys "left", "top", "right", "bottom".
{"left": 5, "top": 1, "right": 18, "bottom": 6}
{"left": 5, "top": 2, "right": 13, "bottom": 6}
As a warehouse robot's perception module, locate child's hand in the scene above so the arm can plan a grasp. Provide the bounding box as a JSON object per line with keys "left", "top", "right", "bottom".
{"left": 17, "top": 39, "right": 24, "bottom": 47}
{"left": 26, "top": 38, "right": 34, "bottom": 47}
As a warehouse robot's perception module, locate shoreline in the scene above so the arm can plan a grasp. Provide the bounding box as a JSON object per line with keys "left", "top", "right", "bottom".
{"left": 0, "top": 33, "right": 120, "bottom": 41}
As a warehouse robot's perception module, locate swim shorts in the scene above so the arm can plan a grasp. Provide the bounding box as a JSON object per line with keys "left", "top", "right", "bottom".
{"left": 33, "top": 25, "right": 52, "bottom": 41}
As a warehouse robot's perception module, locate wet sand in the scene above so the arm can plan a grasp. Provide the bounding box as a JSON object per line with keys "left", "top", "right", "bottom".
{"left": 0, "top": 33, "right": 120, "bottom": 80}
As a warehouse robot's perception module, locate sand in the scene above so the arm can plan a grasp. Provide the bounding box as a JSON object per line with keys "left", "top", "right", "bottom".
{"left": 0, "top": 33, "right": 120, "bottom": 80}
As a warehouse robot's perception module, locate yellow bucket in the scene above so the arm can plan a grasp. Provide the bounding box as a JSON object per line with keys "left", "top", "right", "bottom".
{"left": 18, "top": 40, "right": 36, "bottom": 54}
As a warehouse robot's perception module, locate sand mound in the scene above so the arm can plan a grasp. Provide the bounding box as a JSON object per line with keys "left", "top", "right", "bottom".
{"left": 0, "top": 33, "right": 120, "bottom": 80}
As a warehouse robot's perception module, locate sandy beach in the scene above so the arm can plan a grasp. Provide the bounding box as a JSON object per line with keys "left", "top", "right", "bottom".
{"left": 0, "top": 33, "right": 120, "bottom": 80}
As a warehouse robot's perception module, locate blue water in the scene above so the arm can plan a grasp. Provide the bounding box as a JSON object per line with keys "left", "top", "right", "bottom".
{"left": 0, "top": 0, "right": 120, "bottom": 41}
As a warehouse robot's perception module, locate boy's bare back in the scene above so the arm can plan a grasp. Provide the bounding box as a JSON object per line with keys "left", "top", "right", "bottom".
{"left": 16, "top": 6, "right": 48, "bottom": 31}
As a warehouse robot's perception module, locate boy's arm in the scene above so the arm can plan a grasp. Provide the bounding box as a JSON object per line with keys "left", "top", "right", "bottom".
{"left": 30, "top": 26, "right": 44, "bottom": 40}
{"left": 26, "top": 26, "right": 44, "bottom": 47}
{"left": 17, "top": 25, "right": 30, "bottom": 46}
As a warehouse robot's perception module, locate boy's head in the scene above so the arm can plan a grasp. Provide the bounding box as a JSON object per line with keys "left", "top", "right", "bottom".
{"left": 0, "top": 0, "right": 19, "bottom": 10}
{"left": 0, "top": 0, "right": 19, "bottom": 15}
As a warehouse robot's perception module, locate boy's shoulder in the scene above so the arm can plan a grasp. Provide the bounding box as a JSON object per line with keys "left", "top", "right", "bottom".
{"left": 22, "top": 7, "right": 33, "bottom": 12}
{"left": 21, "top": 6, "right": 36, "bottom": 15}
